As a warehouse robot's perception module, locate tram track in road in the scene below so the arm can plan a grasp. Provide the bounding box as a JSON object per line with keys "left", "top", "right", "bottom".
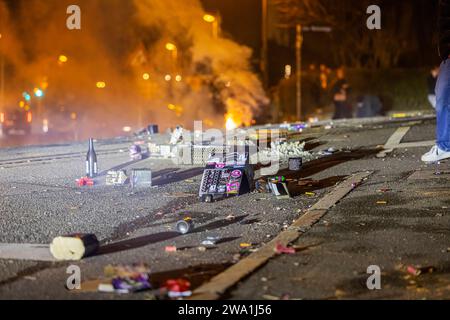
{"left": 0, "top": 146, "right": 129, "bottom": 168}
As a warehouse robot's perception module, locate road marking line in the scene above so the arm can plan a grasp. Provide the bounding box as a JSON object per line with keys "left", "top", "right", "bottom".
{"left": 377, "top": 127, "right": 411, "bottom": 158}
{"left": 0, "top": 244, "right": 56, "bottom": 262}
{"left": 189, "top": 171, "right": 373, "bottom": 300}
{"left": 390, "top": 140, "right": 435, "bottom": 149}
{"left": 408, "top": 169, "right": 450, "bottom": 180}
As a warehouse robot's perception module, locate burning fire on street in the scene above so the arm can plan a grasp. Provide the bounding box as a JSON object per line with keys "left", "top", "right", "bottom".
{"left": 225, "top": 114, "right": 238, "bottom": 131}
{"left": 0, "top": 0, "right": 268, "bottom": 141}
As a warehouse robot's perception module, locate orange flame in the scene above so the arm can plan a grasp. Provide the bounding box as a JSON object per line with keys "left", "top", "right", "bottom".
{"left": 225, "top": 115, "right": 238, "bottom": 131}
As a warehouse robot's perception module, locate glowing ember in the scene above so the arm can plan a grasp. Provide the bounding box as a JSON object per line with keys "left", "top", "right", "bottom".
{"left": 225, "top": 115, "right": 238, "bottom": 131}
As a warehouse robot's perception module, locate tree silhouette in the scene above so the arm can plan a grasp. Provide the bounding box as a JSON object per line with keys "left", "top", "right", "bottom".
{"left": 273, "top": 0, "right": 432, "bottom": 68}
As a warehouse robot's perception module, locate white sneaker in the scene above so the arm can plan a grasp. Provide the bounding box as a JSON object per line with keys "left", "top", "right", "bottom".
{"left": 421, "top": 145, "right": 450, "bottom": 163}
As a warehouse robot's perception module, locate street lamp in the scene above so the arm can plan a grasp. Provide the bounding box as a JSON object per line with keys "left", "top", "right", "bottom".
{"left": 203, "top": 14, "right": 216, "bottom": 23}
{"left": 96, "top": 81, "right": 106, "bottom": 89}
{"left": 33, "top": 88, "right": 45, "bottom": 119}
{"left": 139, "top": 73, "right": 151, "bottom": 127}
{"left": 34, "top": 88, "right": 44, "bottom": 98}
{"left": 0, "top": 33, "right": 4, "bottom": 112}
{"left": 23, "top": 92, "right": 31, "bottom": 102}
{"left": 58, "top": 55, "right": 68, "bottom": 63}
{"left": 165, "top": 42, "right": 177, "bottom": 51}
{"left": 165, "top": 42, "right": 178, "bottom": 74}
{"left": 203, "top": 14, "right": 220, "bottom": 39}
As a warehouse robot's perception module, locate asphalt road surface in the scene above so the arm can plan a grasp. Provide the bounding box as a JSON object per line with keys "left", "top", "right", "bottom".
{"left": 0, "top": 115, "right": 449, "bottom": 300}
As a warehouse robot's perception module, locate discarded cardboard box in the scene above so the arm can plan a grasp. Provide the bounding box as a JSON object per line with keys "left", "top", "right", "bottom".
{"left": 130, "top": 169, "right": 152, "bottom": 188}
{"left": 199, "top": 151, "right": 254, "bottom": 202}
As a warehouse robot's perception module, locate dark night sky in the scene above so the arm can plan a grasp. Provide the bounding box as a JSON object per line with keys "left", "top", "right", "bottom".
{"left": 202, "top": 0, "right": 439, "bottom": 84}
{"left": 201, "top": 0, "right": 262, "bottom": 64}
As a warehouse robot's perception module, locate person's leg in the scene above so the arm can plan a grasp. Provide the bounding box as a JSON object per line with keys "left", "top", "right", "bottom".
{"left": 332, "top": 101, "right": 341, "bottom": 119}
{"left": 345, "top": 103, "right": 353, "bottom": 118}
{"left": 337, "top": 102, "right": 346, "bottom": 119}
{"left": 422, "top": 60, "right": 450, "bottom": 162}
{"left": 435, "top": 61, "right": 450, "bottom": 151}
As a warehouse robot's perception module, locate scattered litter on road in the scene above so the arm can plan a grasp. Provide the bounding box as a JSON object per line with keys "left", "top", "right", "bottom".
{"left": 105, "top": 170, "right": 128, "bottom": 186}
{"left": 76, "top": 177, "right": 94, "bottom": 187}
{"left": 239, "top": 243, "right": 252, "bottom": 248}
{"left": 85, "top": 138, "right": 98, "bottom": 178}
{"left": 148, "top": 124, "right": 159, "bottom": 135}
{"left": 170, "top": 126, "right": 184, "bottom": 145}
{"left": 305, "top": 192, "right": 316, "bottom": 197}
{"left": 50, "top": 233, "right": 99, "bottom": 261}
{"left": 406, "top": 265, "right": 436, "bottom": 277}
{"left": 199, "top": 152, "right": 254, "bottom": 202}
{"left": 129, "top": 144, "right": 143, "bottom": 160}
{"left": 148, "top": 143, "right": 159, "bottom": 155}
{"left": 160, "top": 145, "right": 173, "bottom": 158}
{"left": 225, "top": 214, "right": 236, "bottom": 221}
{"left": 255, "top": 179, "right": 269, "bottom": 193}
{"left": 259, "top": 141, "right": 312, "bottom": 162}
{"left": 165, "top": 246, "right": 177, "bottom": 253}
{"left": 275, "top": 243, "right": 296, "bottom": 255}
{"left": 317, "top": 147, "right": 339, "bottom": 156}
{"left": 101, "top": 263, "right": 152, "bottom": 294}
{"left": 104, "top": 263, "right": 150, "bottom": 278}
{"left": 270, "top": 176, "right": 286, "bottom": 183}
{"left": 377, "top": 188, "right": 391, "bottom": 193}
{"left": 97, "top": 284, "right": 115, "bottom": 293}
{"left": 135, "top": 124, "right": 158, "bottom": 137}
{"left": 268, "top": 180, "right": 291, "bottom": 199}
{"left": 162, "top": 278, "right": 191, "bottom": 298}
{"left": 130, "top": 169, "right": 152, "bottom": 188}
{"left": 112, "top": 275, "right": 151, "bottom": 294}
{"left": 201, "top": 236, "right": 220, "bottom": 246}
{"left": 175, "top": 217, "right": 194, "bottom": 234}
{"left": 288, "top": 157, "right": 302, "bottom": 171}
{"left": 376, "top": 201, "right": 388, "bottom": 205}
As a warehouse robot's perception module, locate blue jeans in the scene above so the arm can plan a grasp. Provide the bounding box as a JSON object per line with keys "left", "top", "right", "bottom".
{"left": 435, "top": 60, "right": 450, "bottom": 151}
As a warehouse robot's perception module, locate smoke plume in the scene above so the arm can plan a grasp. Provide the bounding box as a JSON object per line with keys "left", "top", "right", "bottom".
{"left": 0, "top": 0, "right": 267, "bottom": 139}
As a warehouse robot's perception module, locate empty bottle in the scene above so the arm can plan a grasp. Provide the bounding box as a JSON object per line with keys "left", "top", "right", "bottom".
{"left": 86, "top": 138, "right": 98, "bottom": 178}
